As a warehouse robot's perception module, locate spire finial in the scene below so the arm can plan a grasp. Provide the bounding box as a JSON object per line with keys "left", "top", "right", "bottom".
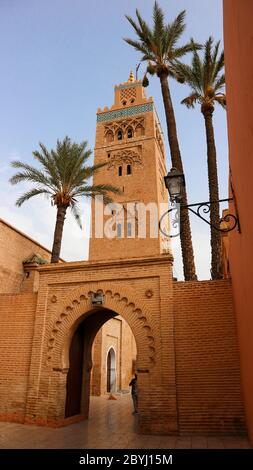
{"left": 128, "top": 70, "right": 135, "bottom": 82}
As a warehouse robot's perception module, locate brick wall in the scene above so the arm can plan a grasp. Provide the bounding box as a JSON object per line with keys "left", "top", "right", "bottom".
{"left": 174, "top": 279, "right": 246, "bottom": 434}
{"left": 22, "top": 256, "right": 177, "bottom": 434}
{"left": 0, "top": 219, "right": 52, "bottom": 293}
{"left": 0, "top": 292, "right": 37, "bottom": 423}
{"left": 0, "top": 258, "right": 245, "bottom": 435}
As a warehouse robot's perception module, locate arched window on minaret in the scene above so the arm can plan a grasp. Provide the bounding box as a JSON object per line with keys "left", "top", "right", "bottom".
{"left": 118, "top": 166, "right": 122, "bottom": 177}
{"left": 127, "top": 164, "right": 132, "bottom": 175}
{"left": 117, "top": 129, "right": 123, "bottom": 140}
{"left": 105, "top": 130, "right": 114, "bottom": 143}
{"left": 127, "top": 127, "right": 133, "bottom": 139}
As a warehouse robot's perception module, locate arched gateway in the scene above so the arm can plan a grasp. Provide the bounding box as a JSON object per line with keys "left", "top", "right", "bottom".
{"left": 26, "top": 270, "right": 176, "bottom": 432}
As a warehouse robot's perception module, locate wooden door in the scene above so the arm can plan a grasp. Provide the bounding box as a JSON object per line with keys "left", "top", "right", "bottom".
{"left": 65, "top": 324, "right": 84, "bottom": 417}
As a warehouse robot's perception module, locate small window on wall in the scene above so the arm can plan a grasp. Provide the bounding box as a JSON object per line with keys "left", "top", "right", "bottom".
{"left": 127, "top": 128, "right": 133, "bottom": 139}
{"left": 127, "top": 222, "right": 132, "bottom": 237}
{"left": 127, "top": 164, "right": 132, "bottom": 175}
{"left": 117, "top": 129, "right": 123, "bottom": 140}
{"left": 118, "top": 166, "right": 122, "bottom": 176}
{"left": 116, "top": 223, "right": 122, "bottom": 238}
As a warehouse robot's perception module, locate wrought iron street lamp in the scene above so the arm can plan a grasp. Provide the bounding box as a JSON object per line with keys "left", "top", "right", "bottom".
{"left": 164, "top": 167, "right": 185, "bottom": 202}
{"left": 159, "top": 168, "right": 240, "bottom": 238}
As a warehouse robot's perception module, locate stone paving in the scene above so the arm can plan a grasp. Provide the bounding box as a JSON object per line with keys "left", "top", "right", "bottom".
{"left": 0, "top": 395, "right": 251, "bottom": 449}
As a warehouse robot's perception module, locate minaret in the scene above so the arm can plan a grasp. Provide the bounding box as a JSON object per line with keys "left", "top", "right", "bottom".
{"left": 89, "top": 73, "right": 169, "bottom": 261}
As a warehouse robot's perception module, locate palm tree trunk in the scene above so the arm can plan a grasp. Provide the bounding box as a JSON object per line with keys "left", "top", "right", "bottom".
{"left": 159, "top": 72, "right": 197, "bottom": 281}
{"left": 202, "top": 108, "right": 222, "bottom": 279}
{"left": 51, "top": 204, "right": 68, "bottom": 263}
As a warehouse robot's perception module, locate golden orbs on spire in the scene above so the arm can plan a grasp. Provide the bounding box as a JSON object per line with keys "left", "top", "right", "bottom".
{"left": 128, "top": 70, "right": 135, "bottom": 82}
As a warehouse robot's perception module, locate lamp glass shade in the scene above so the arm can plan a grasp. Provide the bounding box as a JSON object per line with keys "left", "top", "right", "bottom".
{"left": 164, "top": 169, "right": 185, "bottom": 202}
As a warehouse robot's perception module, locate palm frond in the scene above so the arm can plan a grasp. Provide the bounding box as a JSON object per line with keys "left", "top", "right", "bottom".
{"left": 214, "top": 94, "right": 226, "bottom": 108}
{"left": 203, "top": 37, "right": 214, "bottom": 90}
{"left": 166, "top": 10, "right": 186, "bottom": 53}
{"left": 75, "top": 184, "right": 121, "bottom": 198}
{"left": 9, "top": 163, "right": 55, "bottom": 190}
{"left": 33, "top": 145, "right": 60, "bottom": 188}
{"left": 191, "top": 46, "right": 204, "bottom": 91}
{"left": 179, "top": 35, "right": 225, "bottom": 113}
{"left": 70, "top": 203, "right": 82, "bottom": 229}
{"left": 123, "top": 38, "right": 154, "bottom": 58}
{"left": 181, "top": 93, "right": 199, "bottom": 108}
{"left": 125, "top": 14, "right": 145, "bottom": 41}
{"left": 213, "top": 50, "right": 224, "bottom": 81}
{"left": 84, "top": 162, "right": 108, "bottom": 176}
{"left": 212, "top": 40, "right": 220, "bottom": 66}
{"left": 10, "top": 136, "right": 121, "bottom": 215}
{"left": 173, "top": 60, "right": 199, "bottom": 90}
{"left": 125, "top": 5, "right": 193, "bottom": 71}
{"left": 214, "top": 74, "right": 225, "bottom": 92}
{"left": 15, "top": 188, "right": 51, "bottom": 207}
{"left": 135, "top": 8, "right": 153, "bottom": 45}
{"left": 153, "top": 1, "right": 164, "bottom": 57}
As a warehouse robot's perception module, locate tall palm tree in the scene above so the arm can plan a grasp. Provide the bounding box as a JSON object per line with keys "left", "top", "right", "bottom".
{"left": 179, "top": 37, "right": 226, "bottom": 279}
{"left": 9, "top": 136, "right": 120, "bottom": 263}
{"left": 124, "top": 1, "right": 198, "bottom": 281}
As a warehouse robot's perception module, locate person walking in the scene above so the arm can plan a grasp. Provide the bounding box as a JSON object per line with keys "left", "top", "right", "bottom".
{"left": 129, "top": 374, "right": 138, "bottom": 414}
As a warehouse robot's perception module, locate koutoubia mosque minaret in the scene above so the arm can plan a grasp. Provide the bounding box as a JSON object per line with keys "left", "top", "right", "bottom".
{"left": 89, "top": 71, "right": 169, "bottom": 261}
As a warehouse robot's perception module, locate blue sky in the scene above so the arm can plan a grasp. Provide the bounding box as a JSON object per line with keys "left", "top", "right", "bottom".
{"left": 0, "top": 0, "right": 227, "bottom": 279}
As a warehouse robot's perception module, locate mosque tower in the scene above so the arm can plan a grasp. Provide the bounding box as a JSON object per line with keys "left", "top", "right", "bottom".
{"left": 89, "top": 72, "right": 169, "bottom": 260}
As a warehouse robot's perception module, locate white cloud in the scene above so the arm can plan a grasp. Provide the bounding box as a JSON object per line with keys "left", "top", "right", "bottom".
{"left": 0, "top": 175, "right": 90, "bottom": 261}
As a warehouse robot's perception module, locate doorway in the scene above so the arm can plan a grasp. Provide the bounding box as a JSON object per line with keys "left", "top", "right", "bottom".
{"left": 107, "top": 347, "right": 116, "bottom": 393}
{"left": 64, "top": 308, "right": 137, "bottom": 419}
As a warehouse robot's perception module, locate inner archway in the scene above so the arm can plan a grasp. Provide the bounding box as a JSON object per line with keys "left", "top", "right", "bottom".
{"left": 64, "top": 307, "right": 137, "bottom": 420}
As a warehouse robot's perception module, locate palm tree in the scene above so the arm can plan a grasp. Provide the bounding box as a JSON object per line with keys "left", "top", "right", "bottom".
{"left": 9, "top": 136, "right": 120, "bottom": 263}
{"left": 124, "top": 1, "right": 198, "bottom": 281}
{"left": 179, "top": 37, "right": 225, "bottom": 279}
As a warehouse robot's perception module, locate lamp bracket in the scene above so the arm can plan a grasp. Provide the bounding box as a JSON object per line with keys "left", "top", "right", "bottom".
{"left": 159, "top": 198, "right": 240, "bottom": 238}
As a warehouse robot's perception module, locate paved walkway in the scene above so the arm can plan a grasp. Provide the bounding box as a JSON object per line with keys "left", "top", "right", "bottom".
{"left": 0, "top": 395, "right": 251, "bottom": 449}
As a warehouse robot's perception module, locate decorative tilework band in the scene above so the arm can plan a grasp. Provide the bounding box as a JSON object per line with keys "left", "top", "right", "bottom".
{"left": 97, "top": 103, "right": 153, "bottom": 122}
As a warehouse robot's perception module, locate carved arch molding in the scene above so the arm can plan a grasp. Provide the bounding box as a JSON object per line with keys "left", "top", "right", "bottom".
{"left": 104, "top": 116, "right": 145, "bottom": 135}
{"left": 46, "top": 285, "right": 156, "bottom": 369}
{"left": 108, "top": 148, "right": 142, "bottom": 168}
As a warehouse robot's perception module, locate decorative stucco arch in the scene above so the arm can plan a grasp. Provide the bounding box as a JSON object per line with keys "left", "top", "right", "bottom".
{"left": 27, "top": 282, "right": 160, "bottom": 426}
{"left": 46, "top": 283, "right": 156, "bottom": 374}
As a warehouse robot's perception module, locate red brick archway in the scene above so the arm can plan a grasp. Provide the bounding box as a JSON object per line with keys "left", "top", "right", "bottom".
{"left": 25, "top": 282, "right": 176, "bottom": 433}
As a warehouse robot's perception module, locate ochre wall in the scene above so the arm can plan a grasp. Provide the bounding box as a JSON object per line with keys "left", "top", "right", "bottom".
{"left": 21, "top": 256, "right": 178, "bottom": 434}
{"left": 0, "top": 256, "right": 244, "bottom": 434}
{"left": 174, "top": 280, "right": 245, "bottom": 434}
{"left": 223, "top": 0, "right": 253, "bottom": 442}
{"left": 0, "top": 219, "right": 52, "bottom": 293}
{"left": 0, "top": 293, "right": 37, "bottom": 423}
